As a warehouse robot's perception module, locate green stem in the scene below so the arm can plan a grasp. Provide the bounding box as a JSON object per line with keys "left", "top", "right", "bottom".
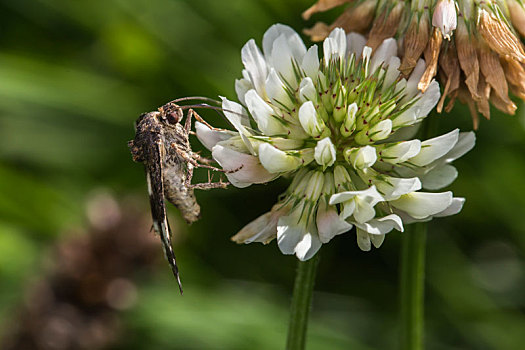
{"left": 399, "top": 222, "right": 427, "bottom": 350}
{"left": 286, "top": 254, "right": 320, "bottom": 350}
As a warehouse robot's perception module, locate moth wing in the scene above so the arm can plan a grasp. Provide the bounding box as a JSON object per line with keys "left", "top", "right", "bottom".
{"left": 144, "top": 134, "right": 184, "bottom": 294}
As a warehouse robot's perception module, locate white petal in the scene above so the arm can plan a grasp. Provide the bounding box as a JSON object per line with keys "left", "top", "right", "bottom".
{"left": 356, "top": 229, "right": 371, "bottom": 251}
{"left": 299, "top": 77, "right": 317, "bottom": 103}
{"left": 370, "top": 38, "right": 398, "bottom": 74}
{"left": 232, "top": 203, "right": 290, "bottom": 244}
{"left": 405, "top": 59, "right": 426, "bottom": 99}
{"left": 295, "top": 231, "right": 322, "bottom": 261}
{"left": 353, "top": 200, "right": 376, "bottom": 223}
{"left": 329, "top": 186, "right": 382, "bottom": 205}
{"left": 376, "top": 176, "right": 422, "bottom": 200}
{"left": 368, "top": 119, "right": 393, "bottom": 141}
{"left": 341, "top": 200, "right": 356, "bottom": 220}
{"left": 235, "top": 78, "right": 253, "bottom": 106}
{"left": 270, "top": 34, "right": 298, "bottom": 88}
{"left": 232, "top": 211, "right": 275, "bottom": 244}
{"left": 262, "top": 23, "right": 297, "bottom": 58}
{"left": 258, "top": 143, "right": 302, "bottom": 173}
{"left": 434, "top": 197, "right": 465, "bottom": 217}
{"left": 355, "top": 214, "right": 404, "bottom": 235}
{"left": 392, "top": 107, "right": 418, "bottom": 128}
{"left": 414, "top": 80, "right": 440, "bottom": 120}
{"left": 245, "top": 90, "right": 286, "bottom": 136}
{"left": 221, "top": 97, "right": 254, "bottom": 153}
{"left": 443, "top": 131, "right": 475, "bottom": 163}
{"left": 370, "top": 234, "right": 385, "bottom": 248}
{"left": 346, "top": 32, "right": 366, "bottom": 59}
{"left": 390, "top": 192, "right": 453, "bottom": 219}
{"left": 362, "top": 46, "right": 372, "bottom": 68}
{"left": 212, "top": 144, "right": 276, "bottom": 187}
{"left": 379, "top": 140, "right": 422, "bottom": 164}
{"left": 287, "top": 32, "right": 308, "bottom": 61}
{"left": 386, "top": 123, "right": 421, "bottom": 142}
{"left": 299, "top": 100, "right": 325, "bottom": 137}
{"left": 302, "top": 45, "right": 320, "bottom": 79}
{"left": 265, "top": 68, "right": 294, "bottom": 109}
{"left": 409, "top": 129, "right": 459, "bottom": 166}
{"left": 382, "top": 56, "right": 401, "bottom": 92}
{"left": 323, "top": 28, "right": 347, "bottom": 63}
{"left": 421, "top": 164, "right": 458, "bottom": 190}
{"left": 277, "top": 223, "right": 303, "bottom": 255}
{"left": 316, "top": 198, "right": 353, "bottom": 243}
{"left": 314, "top": 137, "right": 336, "bottom": 168}
{"left": 195, "top": 121, "right": 233, "bottom": 151}
{"left": 277, "top": 206, "right": 308, "bottom": 255}
{"left": 221, "top": 96, "right": 251, "bottom": 128}
{"left": 347, "top": 145, "right": 377, "bottom": 169}
{"left": 241, "top": 39, "right": 268, "bottom": 97}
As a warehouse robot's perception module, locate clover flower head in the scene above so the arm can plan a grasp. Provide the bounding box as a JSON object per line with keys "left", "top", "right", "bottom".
{"left": 197, "top": 24, "right": 475, "bottom": 260}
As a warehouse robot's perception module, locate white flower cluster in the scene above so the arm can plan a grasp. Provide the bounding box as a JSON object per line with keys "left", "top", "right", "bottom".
{"left": 196, "top": 24, "right": 475, "bottom": 260}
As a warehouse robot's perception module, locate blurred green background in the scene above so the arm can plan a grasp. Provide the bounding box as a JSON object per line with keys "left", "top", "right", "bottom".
{"left": 0, "top": 0, "right": 524, "bottom": 349}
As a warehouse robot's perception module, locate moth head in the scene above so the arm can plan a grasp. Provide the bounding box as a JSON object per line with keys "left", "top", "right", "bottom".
{"left": 159, "top": 103, "right": 183, "bottom": 126}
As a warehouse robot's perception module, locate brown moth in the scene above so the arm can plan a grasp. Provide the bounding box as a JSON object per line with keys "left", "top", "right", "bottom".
{"left": 128, "top": 99, "right": 228, "bottom": 294}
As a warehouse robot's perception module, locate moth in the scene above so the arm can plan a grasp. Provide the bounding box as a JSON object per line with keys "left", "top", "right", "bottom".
{"left": 128, "top": 98, "right": 229, "bottom": 294}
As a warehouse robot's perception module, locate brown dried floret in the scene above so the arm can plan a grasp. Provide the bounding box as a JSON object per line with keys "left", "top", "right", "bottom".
{"left": 437, "top": 41, "right": 461, "bottom": 113}
{"left": 302, "top": 0, "right": 351, "bottom": 20}
{"left": 303, "top": 0, "right": 377, "bottom": 41}
{"left": 400, "top": 12, "right": 430, "bottom": 77}
{"left": 456, "top": 20, "right": 481, "bottom": 101}
{"left": 479, "top": 45, "right": 517, "bottom": 114}
{"left": 478, "top": 9, "right": 525, "bottom": 63}
{"left": 419, "top": 27, "right": 443, "bottom": 92}
{"left": 366, "top": 1, "right": 405, "bottom": 50}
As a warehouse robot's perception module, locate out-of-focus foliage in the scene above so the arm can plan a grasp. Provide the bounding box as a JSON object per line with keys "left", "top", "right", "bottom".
{"left": 0, "top": 1, "right": 524, "bottom": 349}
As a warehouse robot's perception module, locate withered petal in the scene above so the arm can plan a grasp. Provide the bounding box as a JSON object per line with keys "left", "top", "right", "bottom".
{"left": 419, "top": 27, "right": 443, "bottom": 92}
{"left": 400, "top": 12, "right": 430, "bottom": 77}
{"left": 303, "top": 22, "right": 332, "bottom": 42}
{"left": 366, "top": 2, "right": 405, "bottom": 51}
{"left": 456, "top": 20, "right": 481, "bottom": 101}
{"left": 479, "top": 46, "right": 515, "bottom": 114}
{"left": 478, "top": 9, "right": 525, "bottom": 63}
{"left": 302, "top": 0, "right": 351, "bottom": 20}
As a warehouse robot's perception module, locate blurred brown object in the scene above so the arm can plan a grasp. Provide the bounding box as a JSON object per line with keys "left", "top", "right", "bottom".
{"left": 1, "top": 191, "right": 164, "bottom": 350}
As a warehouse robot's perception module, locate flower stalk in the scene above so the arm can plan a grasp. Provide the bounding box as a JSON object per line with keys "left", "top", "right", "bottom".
{"left": 399, "top": 222, "right": 427, "bottom": 350}
{"left": 286, "top": 254, "right": 320, "bottom": 350}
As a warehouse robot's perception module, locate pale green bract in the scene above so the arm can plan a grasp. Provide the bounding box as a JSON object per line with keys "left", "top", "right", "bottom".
{"left": 196, "top": 24, "right": 475, "bottom": 260}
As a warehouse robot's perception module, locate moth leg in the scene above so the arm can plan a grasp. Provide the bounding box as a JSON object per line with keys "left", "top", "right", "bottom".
{"left": 190, "top": 172, "right": 229, "bottom": 190}
{"left": 184, "top": 108, "right": 194, "bottom": 134}
{"left": 192, "top": 152, "right": 214, "bottom": 165}
{"left": 191, "top": 182, "right": 229, "bottom": 190}
{"left": 189, "top": 108, "right": 223, "bottom": 131}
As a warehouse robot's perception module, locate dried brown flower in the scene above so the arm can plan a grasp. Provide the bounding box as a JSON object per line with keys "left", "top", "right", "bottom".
{"left": 302, "top": 0, "right": 525, "bottom": 129}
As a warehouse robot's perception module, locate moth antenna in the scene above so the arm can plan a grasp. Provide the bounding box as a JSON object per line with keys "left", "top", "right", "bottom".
{"left": 169, "top": 96, "right": 221, "bottom": 105}
{"left": 176, "top": 104, "right": 247, "bottom": 118}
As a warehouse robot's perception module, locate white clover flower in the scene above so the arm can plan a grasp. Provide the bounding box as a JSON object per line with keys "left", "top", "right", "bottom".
{"left": 432, "top": 0, "right": 457, "bottom": 40}
{"left": 197, "top": 24, "right": 475, "bottom": 260}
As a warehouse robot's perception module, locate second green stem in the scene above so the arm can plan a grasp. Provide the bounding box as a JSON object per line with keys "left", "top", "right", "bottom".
{"left": 400, "top": 222, "right": 427, "bottom": 350}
